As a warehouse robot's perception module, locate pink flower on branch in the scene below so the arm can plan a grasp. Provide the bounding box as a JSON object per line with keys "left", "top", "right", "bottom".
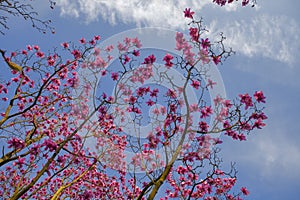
{"left": 239, "top": 93, "right": 253, "bottom": 109}
{"left": 163, "top": 53, "right": 174, "bottom": 68}
{"left": 191, "top": 79, "right": 201, "bottom": 89}
{"left": 189, "top": 27, "right": 199, "bottom": 42}
{"left": 241, "top": 187, "right": 250, "bottom": 195}
{"left": 201, "top": 38, "right": 211, "bottom": 49}
{"left": 254, "top": 90, "right": 266, "bottom": 103}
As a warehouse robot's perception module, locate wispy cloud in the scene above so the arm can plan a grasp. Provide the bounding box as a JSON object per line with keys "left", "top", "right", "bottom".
{"left": 56, "top": 0, "right": 220, "bottom": 27}
{"left": 56, "top": 0, "right": 300, "bottom": 66}
{"left": 211, "top": 14, "right": 300, "bottom": 66}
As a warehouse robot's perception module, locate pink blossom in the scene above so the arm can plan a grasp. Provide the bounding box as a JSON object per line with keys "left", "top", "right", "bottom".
{"left": 199, "top": 49, "right": 210, "bottom": 64}
{"left": 93, "top": 47, "right": 101, "bottom": 56}
{"left": 239, "top": 93, "right": 253, "bottom": 109}
{"left": 201, "top": 106, "right": 213, "bottom": 118}
{"left": 146, "top": 99, "right": 155, "bottom": 106}
{"left": 143, "top": 54, "right": 156, "bottom": 64}
{"left": 254, "top": 90, "right": 266, "bottom": 103}
{"left": 251, "top": 112, "right": 268, "bottom": 120}
{"left": 33, "top": 45, "right": 40, "bottom": 51}
{"left": 43, "top": 139, "right": 58, "bottom": 152}
{"left": 175, "top": 32, "right": 185, "bottom": 51}
{"left": 201, "top": 38, "right": 210, "bottom": 49}
{"left": 242, "top": 0, "right": 250, "bottom": 6}
{"left": 94, "top": 35, "right": 101, "bottom": 40}
{"left": 21, "top": 50, "right": 27, "bottom": 55}
{"left": 111, "top": 72, "right": 119, "bottom": 81}
{"left": 79, "top": 37, "right": 86, "bottom": 44}
{"left": 10, "top": 52, "right": 16, "bottom": 57}
{"left": 27, "top": 45, "right": 33, "bottom": 51}
{"left": 89, "top": 39, "right": 96, "bottom": 45}
{"left": 133, "top": 49, "right": 140, "bottom": 56}
{"left": 163, "top": 53, "right": 174, "bottom": 68}
{"left": 105, "top": 45, "right": 114, "bottom": 52}
{"left": 206, "top": 79, "right": 216, "bottom": 89}
{"left": 13, "top": 156, "right": 26, "bottom": 168}
{"left": 36, "top": 51, "right": 45, "bottom": 58}
{"left": 60, "top": 42, "right": 68, "bottom": 49}
{"left": 241, "top": 187, "right": 250, "bottom": 195}
{"left": 8, "top": 138, "right": 25, "bottom": 149}
{"left": 191, "top": 79, "right": 201, "bottom": 89}
{"left": 212, "top": 55, "right": 221, "bottom": 65}
{"left": 123, "top": 55, "right": 130, "bottom": 64}
{"left": 189, "top": 27, "right": 199, "bottom": 42}
{"left": 190, "top": 104, "right": 199, "bottom": 112}
{"left": 131, "top": 37, "right": 142, "bottom": 48}
{"left": 199, "top": 121, "right": 209, "bottom": 132}
{"left": 150, "top": 88, "right": 159, "bottom": 97}
{"left": 183, "top": 8, "right": 195, "bottom": 19}
{"left": 166, "top": 89, "right": 177, "bottom": 99}
{"left": 252, "top": 119, "right": 266, "bottom": 129}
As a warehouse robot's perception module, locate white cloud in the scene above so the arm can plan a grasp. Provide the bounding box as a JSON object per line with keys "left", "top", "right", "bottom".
{"left": 213, "top": 14, "right": 300, "bottom": 66}
{"left": 56, "top": 0, "right": 230, "bottom": 27}
{"left": 56, "top": 0, "right": 300, "bottom": 66}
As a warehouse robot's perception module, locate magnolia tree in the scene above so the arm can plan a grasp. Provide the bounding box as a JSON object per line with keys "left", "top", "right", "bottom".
{"left": 0, "top": 3, "right": 266, "bottom": 200}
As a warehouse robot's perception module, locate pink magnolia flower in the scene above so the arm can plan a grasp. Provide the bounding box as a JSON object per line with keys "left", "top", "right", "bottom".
{"left": 252, "top": 118, "right": 266, "bottom": 129}
{"left": 199, "top": 49, "right": 210, "bottom": 64}
{"left": 146, "top": 99, "right": 155, "bottom": 106}
{"left": 131, "top": 37, "right": 142, "bottom": 48}
{"left": 241, "top": 187, "right": 250, "bottom": 195}
{"left": 251, "top": 112, "right": 268, "bottom": 120}
{"left": 93, "top": 47, "right": 101, "bottom": 56}
{"left": 189, "top": 27, "right": 199, "bottom": 42}
{"left": 166, "top": 89, "right": 177, "bottom": 99}
{"left": 123, "top": 55, "right": 130, "bottom": 64}
{"left": 183, "top": 8, "right": 195, "bottom": 19}
{"left": 61, "top": 42, "right": 69, "bottom": 48}
{"left": 143, "top": 54, "right": 156, "bottom": 64}
{"left": 191, "top": 79, "right": 201, "bottom": 89}
{"left": 27, "top": 45, "right": 33, "bottom": 51}
{"left": 71, "top": 49, "right": 81, "bottom": 59}
{"left": 79, "top": 37, "right": 86, "bottom": 44}
{"left": 206, "top": 79, "right": 216, "bottom": 89}
{"left": 36, "top": 51, "right": 45, "bottom": 58}
{"left": 239, "top": 93, "right": 253, "bottom": 109}
{"left": 21, "top": 50, "right": 27, "bottom": 55}
{"left": 33, "top": 45, "right": 40, "bottom": 51}
{"left": 190, "top": 104, "right": 199, "bottom": 112}
{"left": 163, "top": 53, "right": 174, "bottom": 68}
{"left": 201, "top": 106, "right": 213, "bottom": 118}
{"left": 150, "top": 88, "right": 159, "bottom": 97}
{"left": 13, "top": 156, "right": 26, "bottom": 168}
{"left": 175, "top": 32, "right": 185, "bottom": 51}
{"left": 242, "top": 0, "right": 250, "bottom": 6}
{"left": 111, "top": 72, "right": 118, "bottom": 81}
{"left": 254, "top": 90, "right": 266, "bottom": 103}
{"left": 133, "top": 49, "right": 140, "bottom": 56}
{"left": 201, "top": 38, "right": 211, "bottom": 49}
{"left": 8, "top": 138, "right": 25, "bottom": 149}
{"left": 212, "top": 55, "right": 221, "bottom": 65}
{"left": 94, "top": 35, "right": 101, "bottom": 40}
{"left": 199, "top": 121, "right": 209, "bottom": 132}
{"left": 43, "top": 139, "right": 58, "bottom": 152}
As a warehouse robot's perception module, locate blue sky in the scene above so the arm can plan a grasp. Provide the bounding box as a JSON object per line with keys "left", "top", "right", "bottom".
{"left": 1, "top": 0, "right": 300, "bottom": 199}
